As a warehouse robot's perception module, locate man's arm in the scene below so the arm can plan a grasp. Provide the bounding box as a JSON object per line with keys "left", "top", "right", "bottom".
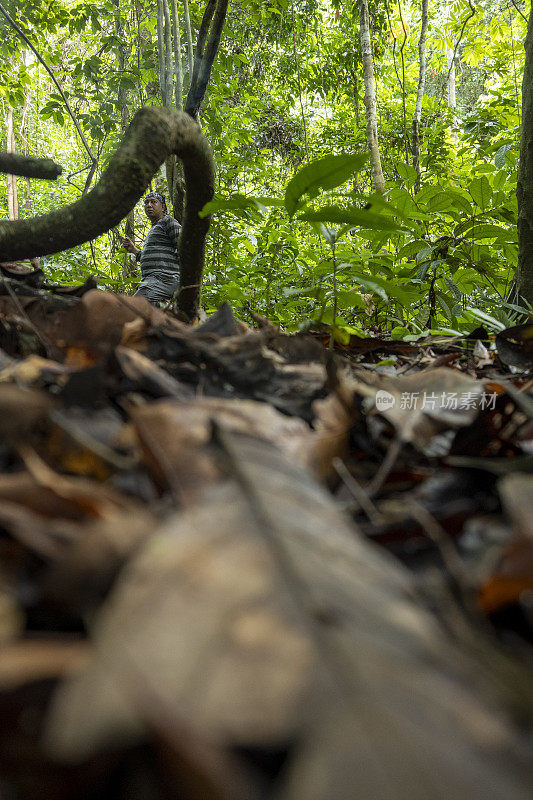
{"left": 162, "top": 216, "right": 182, "bottom": 251}
{"left": 123, "top": 236, "right": 141, "bottom": 257}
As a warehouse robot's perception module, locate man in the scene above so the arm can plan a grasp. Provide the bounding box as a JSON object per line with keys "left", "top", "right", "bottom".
{"left": 123, "top": 192, "right": 182, "bottom": 305}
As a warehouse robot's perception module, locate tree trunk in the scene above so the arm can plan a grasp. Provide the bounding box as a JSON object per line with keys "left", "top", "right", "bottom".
{"left": 412, "top": 0, "right": 429, "bottom": 194}
{"left": 171, "top": 0, "right": 183, "bottom": 109}
{"left": 183, "top": 0, "right": 194, "bottom": 84}
{"left": 168, "top": 0, "right": 186, "bottom": 220}
{"left": 358, "top": 0, "right": 385, "bottom": 194}
{"left": 6, "top": 106, "right": 19, "bottom": 221}
{"left": 113, "top": 0, "right": 136, "bottom": 282}
{"left": 517, "top": 6, "right": 533, "bottom": 306}
{"left": 445, "top": 2, "right": 458, "bottom": 144}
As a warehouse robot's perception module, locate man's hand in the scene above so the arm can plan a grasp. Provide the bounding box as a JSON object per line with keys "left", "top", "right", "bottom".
{"left": 123, "top": 236, "right": 140, "bottom": 255}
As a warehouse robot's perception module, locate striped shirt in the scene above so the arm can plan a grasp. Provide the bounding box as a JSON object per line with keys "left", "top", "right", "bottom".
{"left": 134, "top": 214, "right": 182, "bottom": 303}
{"left": 138, "top": 214, "right": 181, "bottom": 277}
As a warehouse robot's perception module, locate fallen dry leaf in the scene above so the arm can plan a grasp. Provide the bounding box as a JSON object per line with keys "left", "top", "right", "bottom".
{"left": 45, "top": 433, "right": 532, "bottom": 800}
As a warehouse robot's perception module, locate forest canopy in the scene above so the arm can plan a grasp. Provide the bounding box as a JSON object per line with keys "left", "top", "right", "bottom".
{"left": 0, "top": 0, "right": 530, "bottom": 340}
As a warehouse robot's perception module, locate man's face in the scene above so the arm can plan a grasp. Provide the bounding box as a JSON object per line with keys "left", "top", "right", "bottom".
{"left": 143, "top": 196, "right": 165, "bottom": 222}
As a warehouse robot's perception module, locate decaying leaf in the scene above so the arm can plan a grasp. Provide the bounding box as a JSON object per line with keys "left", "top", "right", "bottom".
{"left": 45, "top": 433, "right": 532, "bottom": 799}
{"left": 496, "top": 325, "right": 533, "bottom": 370}
{"left": 478, "top": 474, "right": 533, "bottom": 615}
{"left": 129, "top": 396, "right": 310, "bottom": 502}
{"left": 350, "top": 367, "right": 487, "bottom": 451}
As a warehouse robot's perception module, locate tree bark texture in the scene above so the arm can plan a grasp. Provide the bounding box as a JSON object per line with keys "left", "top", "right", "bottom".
{"left": 0, "top": 152, "right": 62, "bottom": 180}
{"left": 156, "top": 0, "right": 168, "bottom": 104}
{"left": 186, "top": 0, "right": 229, "bottom": 120}
{"left": 6, "top": 107, "right": 19, "bottom": 221}
{"left": 113, "top": 0, "right": 137, "bottom": 282}
{"left": 412, "top": 0, "right": 429, "bottom": 194}
{"left": 0, "top": 107, "right": 215, "bottom": 321}
{"left": 358, "top": 0, "right": 386, "bottom": 194}
{"left": 183, "top": 0, "right": 194, "bottom": 84}
{"left": 170, "top": 0, "right": 183, "bottom": 110}
{"left": 517, "top": 6, "right": 533, "bottom": 306}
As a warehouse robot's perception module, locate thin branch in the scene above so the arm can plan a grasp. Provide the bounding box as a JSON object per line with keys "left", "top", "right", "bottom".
{"left": 333, "top": 458, "right": 385, "bottom": 526}
{"left": 366, "top": 435, "right": 402, "bottom": 497}
{"left": 509, "top": 0, "right": 527, "bottom": 23}
{"left": 0, "top": 1, "right": 96, "bottom": 170}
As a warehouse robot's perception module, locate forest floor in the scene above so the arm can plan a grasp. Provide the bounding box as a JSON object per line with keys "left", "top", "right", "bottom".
{"left": 0, "top": 268, "right": 532, "bottom": 800}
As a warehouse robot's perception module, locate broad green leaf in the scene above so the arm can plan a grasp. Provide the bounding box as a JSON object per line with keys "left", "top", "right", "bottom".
{"left": 426, "top": 193, "right": 455, "bottom": 213}
{"left": 391, "top": 326, "right": 411, "bottom": 339}
{"left": 396, "top": 162, "right": 417, "bottom": 187}
{"left": 441, "top": 189, "right": 473, "bottom": 215}
{"left": 284, "top": 153, "right": 367, "bottom": 216}
{"left": 462, "top": 223, "right": 514, "bottom": 242}
{"left": 492, "top": 170, "right": 509, "bottom": 191}
{"left": 468, "top": 176, "right": 492, "bottom": 210}
{"left": 352, "top": 191, "right": 411, "bottom": 222}
{"left": 352, "top": 276, "right": 389, "bottom": 302}
{"left": 397, "top": 240, "right": 429, "bottom": 259}
{"left": 199, "top": 195, "right": 268, "bottom": 218}
{"left": 417, "top": 261, "right": 432, "bottom": 281}
{"left": 443, "top": 275, "right": 462, "bottom": 300}
{"left": 436, "top": 292, "right": 455, "bottom": 322}
{"left": 387, "top": 188, "right": 431, "bottom": 220}
{"left": 361, "top": 274, "right": 412, "bottom": 305}
{"left": 464, "top": 306, "right": 506, "bottom": 332}
{"left": 299, "top": 205, "right": 404, "bottom": 231}
{"left": 494, "top": 143, "right": 515, "bottom": 169}
{"left": 331, "top": 325, "right": 352, "bottom": 345}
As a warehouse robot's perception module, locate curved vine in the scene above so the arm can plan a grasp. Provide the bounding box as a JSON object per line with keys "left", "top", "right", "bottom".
{"left": 0, "top": 107, "right": 215, "bottom": 321}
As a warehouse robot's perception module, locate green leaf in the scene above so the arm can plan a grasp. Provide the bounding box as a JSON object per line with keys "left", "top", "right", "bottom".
{"left": 440, "top": 189, "right": 472, "bottom": 215}
{"left": 199, "top": 194, "right": 268, "bottom": 218}
{"left": 443, "top": 275, "right": 462, "bottom": 300}
{"left": 391, "top": 326, "right": 411, "bottom": 339}
{"left": 436, "top": 292, "right": 454, "bottom": 322}
{"left": 396, "top": 162, "right": 417, "bottom": 187}
{"left": 464, "top": 306, "right": 506, "bottom": 332}
{"left": 462, "top": 223, "right": 514, "bottom": 242}
{"left": 352, "top": 276, "right": 389, "bottom": 302}
{"left": 426, "top": 192, "right": 455, "bottom": 213}
{"left": 284, "top": 153, "right": 368, "bottom": 216}
{"left": 331, "top": 325, "right": 351, "bottom": 345}
{"left": 352, "top": 191, "right": 412, "bottom": 223}
{"left": 299, "top": 205, "right": 404, "bottom": 231}
{"left": 494, "top": 143, "right": 515, "bottom": 169}
{"left": 492, "top": 170, "right": 509, "bottom": 191}
{"left": 468, "top": 176, "right": 492, "bottom": 210}
{"left": 397, "top": 239, "right": 429, "bottom": 259}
